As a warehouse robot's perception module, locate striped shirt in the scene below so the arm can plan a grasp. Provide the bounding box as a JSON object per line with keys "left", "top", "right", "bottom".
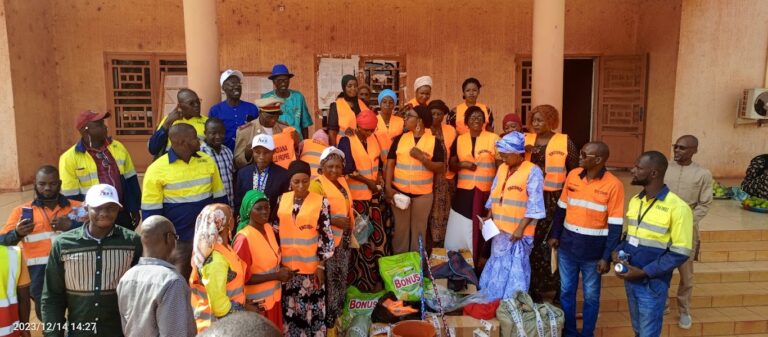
{"left": 200, "top": 142, "right": 236, "bottom": 207}
{"left": 41, "top": 225, "right": 142, "bottom": 337}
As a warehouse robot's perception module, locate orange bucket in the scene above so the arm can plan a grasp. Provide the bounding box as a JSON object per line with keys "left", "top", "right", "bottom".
{"left": 391, "top": 320, "right": 436, "bottom": 337}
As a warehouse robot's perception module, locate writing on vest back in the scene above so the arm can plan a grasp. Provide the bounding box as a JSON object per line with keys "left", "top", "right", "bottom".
{"left": 274, "top": 145, "right": 292, "bottom": 162}
{"left": 506, "top": 185, "right": 524, "bottom": 192}
{"left": 548, "top": 150, "right": 566, "bottom": 157}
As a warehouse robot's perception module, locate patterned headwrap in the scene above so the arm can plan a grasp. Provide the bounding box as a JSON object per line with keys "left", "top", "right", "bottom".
{"left": 192, "top": 204, "right": 234, "bottom": 270}
{"left": 377, "top": 89, "right": 398, "bottom": 105}
{"left": 496, "top": 131, "right": 526, "bottom": 154}
{"left": 236, "top": 190, "right": 269, "bottom": 233}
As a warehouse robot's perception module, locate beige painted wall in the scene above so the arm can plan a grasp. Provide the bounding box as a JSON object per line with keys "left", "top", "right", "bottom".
{"left": 672, "top": 0, "right": 768, "bottom": 177}
{"left": 0, "top": 0, "right": 21, "bottom": 190}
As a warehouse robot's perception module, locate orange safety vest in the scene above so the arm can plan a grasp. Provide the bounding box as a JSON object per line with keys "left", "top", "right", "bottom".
{"left": 393, "top": 132, "right": 436, "bottom": 195}
{"left": 347, "top": 134, "right": 381, "bottom": 201}
{"left": 234, "top": 225, "right": 281, "bottom": 310}
{"left": 277, "top": 191, "right": 324, "bottom": 274}
{"left": 524, "top": 132, "right": 568, "bottom": 191}
{"left": 271, "top": 128, "right": 297, "bottom": 169}
{"left": 375, "top": 115, "right": 404, "bottom": 163}
{"left": 300, "top": 139, "right": 328, "bottom": 179}
{"left": 490, "top": 161, "right": 536, "bottom": 236}
{"left": 456, "top": 131, "right": 500, "bottom": 192}
{"left": 561, "top": 168, "right": 624, "bottom": 236}
{"left": 316, "top": 175, "right": 354, "bottom": 247}
{"left": 336, "top": 97, "right": 370, "bottom": 131}
{"left": 407, "top": 98, "right": 426, "bottom": 108}
{"left": 190, "top": 243, "right": 247, "bottom": 332}
{"left": 0, "top": 246, "right": 21, "bottom": 337}
{"left": 2, "top": 201, "right": 82, "bottom": 267}
{"left": 438, "top": 124, "right": 458, "bottom": 180}
{"left": 454, "top": 102, "right": 489, "bottom": 135}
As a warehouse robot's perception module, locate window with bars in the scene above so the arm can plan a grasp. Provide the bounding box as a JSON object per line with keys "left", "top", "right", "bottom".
{"left": 106, "top": 55, "right": 186, "bottom": 136}
{"left": 518, "top": 60, "right": 533, "bottom": 125}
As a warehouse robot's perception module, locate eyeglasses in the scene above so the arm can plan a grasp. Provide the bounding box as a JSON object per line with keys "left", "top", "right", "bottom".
{"left": 579, "top": 151, "right": 598, "bottom": 159}
{"left": 94, "top": 152, "right": 111, "bottom": 168}
{"left": 165, "top": 232, "right": 179, "bottom": 241}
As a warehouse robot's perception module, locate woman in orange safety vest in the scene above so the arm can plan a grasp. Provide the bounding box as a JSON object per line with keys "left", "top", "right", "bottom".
{"left": 445, "top": 105, "right": 501, "bottom": 264}
{"left": 232, "top": 190, "right": 294, "bottom": 331}
{"left": 276, "top": 160, "right": 335, "bottom": 336}
{"left": 384, "top": 105, "right": 446, "bottom": 254}
{"left": 426, "top": 100, "right": 457, "bottom": 248}
{"left": 190, "top": 204, "right": 248, "bottom": 332}
{"left": 524, "top": 104, "right": 579, "bottom": 302}
{"left": 449, "top": 77, "right": 495, "bottom": 134}
{"left": 403, "top": 75, "right": 432, "bottom": 114}
{"left": 375, "top": 89, "right": 404, "bottom": 163}
{"left": 327, "top": 75, "right": 369, "bottom": 146}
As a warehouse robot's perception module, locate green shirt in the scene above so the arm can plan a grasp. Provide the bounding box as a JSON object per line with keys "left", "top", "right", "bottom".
{"left": 41, "top": 225, "right": 142, "bottom": 337}
{"left": 261, "top": 89, "right": 313, "bottom": 139}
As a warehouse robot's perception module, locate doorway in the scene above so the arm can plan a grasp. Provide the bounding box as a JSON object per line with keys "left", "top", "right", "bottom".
{"left": 561, "top": 59, "right": 595, "bottom": 151}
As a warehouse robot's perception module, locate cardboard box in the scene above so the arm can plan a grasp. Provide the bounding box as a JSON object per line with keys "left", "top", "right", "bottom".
{"left": 445, "top": 316, "right": 500, "bottom": 337}
{"left": 430, "top": 248, "right": 474, "bottom": 268}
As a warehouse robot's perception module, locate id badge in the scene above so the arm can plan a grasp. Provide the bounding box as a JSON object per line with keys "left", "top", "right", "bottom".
{"left": 629, "top": 236, "right": 639, "bottom": 247}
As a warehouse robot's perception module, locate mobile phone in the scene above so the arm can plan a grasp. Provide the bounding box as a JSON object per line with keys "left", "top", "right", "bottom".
{"left": 21, "top": 207, "right": 33, "bottom": 221}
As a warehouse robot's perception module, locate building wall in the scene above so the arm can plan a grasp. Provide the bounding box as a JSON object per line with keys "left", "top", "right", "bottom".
{"left": 3, "top": 0, "right": 59, "bottom": 188}
{"left": 0, "top": 0, "right": 21, "bottom": 190}
{"left": 672, "top": 0, "right": 768, "bottom": 177}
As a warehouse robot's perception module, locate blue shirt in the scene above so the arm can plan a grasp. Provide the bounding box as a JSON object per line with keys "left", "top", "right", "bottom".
{"left": 485, "top": 164, "right": 547, "bottom": 219}
{"left": 208, "top": 100, "right": 259, "bottom": 151}
{"left": 261, "top": 90, "right": 313, "bottom": 139}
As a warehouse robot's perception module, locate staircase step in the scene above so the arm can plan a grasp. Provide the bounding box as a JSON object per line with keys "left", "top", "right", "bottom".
{"left": 600, "top": 261, "right": 768, "bottom": 287}
{"left": 698, "top": 241, "right": 768, "bottom": 262}
{"left": 576, "top": 281, "right": 768, "bottom": 313}
{"left": 700, "top": 230, "right": 768, "bottom": 243}
{"left": 588, "top": 306, "right": 768, "bottom": 337}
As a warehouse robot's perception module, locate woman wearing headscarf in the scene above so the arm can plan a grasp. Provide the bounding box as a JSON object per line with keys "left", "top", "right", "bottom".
{"left": 375, "top": 89, "right": 404, "bottom": 163}
{"left": 299, "top": 129, "right": 330, "bottom": 179}
{"left": 232, "top": 190, "right": 294, "bottom": 330}
{"left": 384, "top": 105, "right": 445, "bottom": 254}
{"left": 328, "top": 75, "right": 370, "bottom": 146}
{"left": 501, "top": 113, "right": 524, "bottom": 136}
{"left": 275, "top": 160, "right": 335, "bottom": 336}
{"left": 405, "top": 75, "right": 432, "bottom": 110}
{"left": 478, "top": 132, "right": 545, "bottom": 300}
{"left": 524, "top": 104, "right": 578, "bottom": 303}
{"left": 308, "top": 147, "right": 355, "bottom": 330}
{"left": 358, "top": 83, "right": 373, "bottom": 106}
{"left": 448, "top": 78, "right": 494, "bottom": 135}
{"left": 337, "top": 110, "right": 388, "bottom": 291}
{"left": 190, "top": 204, "right": 248, "bottom": 332}
{"left": 427, "top": 100, "right": 457, "bottom": 247}
{"left": 445, "top": 106, "right": 501, "bottom": 265}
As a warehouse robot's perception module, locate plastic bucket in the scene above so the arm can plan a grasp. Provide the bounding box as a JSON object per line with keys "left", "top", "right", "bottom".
{"left": 391, "top": 320, "right": 436, "bottom": 337}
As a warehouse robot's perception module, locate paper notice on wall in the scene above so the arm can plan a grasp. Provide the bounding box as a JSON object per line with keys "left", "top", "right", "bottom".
{"left": 316, "top": 55, "right": 359, "bottom": 110}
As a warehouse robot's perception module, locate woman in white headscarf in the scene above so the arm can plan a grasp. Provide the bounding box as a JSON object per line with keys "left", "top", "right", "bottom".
{"left": 405, "top": 75, "right": 433, "bottom": 111}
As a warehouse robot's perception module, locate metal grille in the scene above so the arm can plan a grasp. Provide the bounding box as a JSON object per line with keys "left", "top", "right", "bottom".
{"left": 520, "top": 60, "right": 533, "bottom": 125}
{"left": 110, "top": 59, "right": 153, "bottom": 136}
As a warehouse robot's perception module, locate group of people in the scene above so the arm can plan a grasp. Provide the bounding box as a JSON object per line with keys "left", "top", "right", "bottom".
{"left": 0, "top": 62, "right": 717, "bottom": 337}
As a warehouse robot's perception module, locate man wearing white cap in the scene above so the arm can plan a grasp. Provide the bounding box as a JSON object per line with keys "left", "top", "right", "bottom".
{"left": 209, "top": 69, "right": 259, "bottom": 151}
{"left": 234, "top": 97, "right": 300, "bottom": 169}
{"left": 42, "top": 184, "right": 142, "bottom": 337}
{"left": 233, "top": 134, "right": 290, "bottom": 223}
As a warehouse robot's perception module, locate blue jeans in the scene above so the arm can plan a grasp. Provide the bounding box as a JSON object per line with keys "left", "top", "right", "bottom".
{"left": 625, "top": 278, "right": 669, "bottom": 337}
{"left": 558, "top": 250, "right": 601, "bottom": 337}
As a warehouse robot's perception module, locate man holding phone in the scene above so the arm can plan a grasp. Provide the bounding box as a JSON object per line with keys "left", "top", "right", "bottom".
{"left": 1, "top": 165, "right": 84, "bottom": 320}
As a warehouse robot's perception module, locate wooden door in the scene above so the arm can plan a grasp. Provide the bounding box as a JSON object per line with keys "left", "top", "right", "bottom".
{"left": 594, "top": 55, "right": 648, "bottom": 168}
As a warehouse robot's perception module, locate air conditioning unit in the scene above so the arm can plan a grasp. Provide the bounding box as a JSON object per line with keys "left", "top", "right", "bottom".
{"left": 738, "top": 88, "right": 768, "bottom": 119}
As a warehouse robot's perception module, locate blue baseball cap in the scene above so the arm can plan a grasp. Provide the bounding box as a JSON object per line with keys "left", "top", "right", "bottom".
{"left": 268, "top": 64, "right": 294, "bottom": 80}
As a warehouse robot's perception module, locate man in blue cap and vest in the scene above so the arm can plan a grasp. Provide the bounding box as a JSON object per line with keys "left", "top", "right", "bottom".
{"left": 209, "top": 69, "right": 260, "bottom": 151}
{"left": 261, "top": 64, "right": 313, "bottom": 140}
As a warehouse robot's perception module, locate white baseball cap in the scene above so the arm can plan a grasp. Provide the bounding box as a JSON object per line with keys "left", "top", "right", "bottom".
{"left": 85, "top": 184, "right": 123, "bottom": 208}
{"left": 220, "top": 69, "right": 244, "bottom": 87}
{"left": 252, "top": 134, "right": 275, "bottom": 151}
{"left": 320, "top": 146, "right": 345, "bottom": 161}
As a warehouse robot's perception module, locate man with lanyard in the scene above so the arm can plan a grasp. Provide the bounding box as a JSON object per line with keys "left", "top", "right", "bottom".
{"left": 1, "top": 166, "right": 84, "bottom": 321}
{"left": 59, "top": 110, "right": 141, "bottom": 229}
{"left": 209, "top": 69, "right": 259, "bottom": 151}
{"left": 663, "top": 135, "right": 712, "bottom": 329}
{"left": 148, "top": 89, "right": 208, "bottom": 157}
{"left": 233, "top": 134, "right": 290, "bottom": 229}
{"left": 233, "top": 97, "right": 300, "bottom": 169}
{"left": 613, "top": 151, "right": 693, "bottom": 337}
{"left": 261, "top": 64, "right": 313, "bottom": 140}
{"left": 141, "top": 124, "right": 228, "bottom": 280}
{"left": 548, "top": 142, "right": 625, "bottom": 337}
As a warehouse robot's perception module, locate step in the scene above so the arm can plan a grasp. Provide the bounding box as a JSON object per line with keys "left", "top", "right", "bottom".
{"left": 600, "top": 261, "right": 768, "bottom": 288}
{"left": 700, "top": 230, "right": 768, "bottom": 243}
{"left": 577, "top": 281, "right": 768, "bottom": 313}
{"left": 697, "top": 241, "right": 768, "bottom": 262}
{"left": 589, "top": 306, "right": 768, "bottom": 337}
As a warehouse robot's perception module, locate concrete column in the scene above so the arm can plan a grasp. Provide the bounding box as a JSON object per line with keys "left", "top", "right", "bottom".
{"left": 531, "top": 0, "right": 565, "bottom": 126}
{"left": 0, "top": 0, "right": 22, "bottom": 190}
{"left": 182, "top": 0, "right": 220, "bottom": 114}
